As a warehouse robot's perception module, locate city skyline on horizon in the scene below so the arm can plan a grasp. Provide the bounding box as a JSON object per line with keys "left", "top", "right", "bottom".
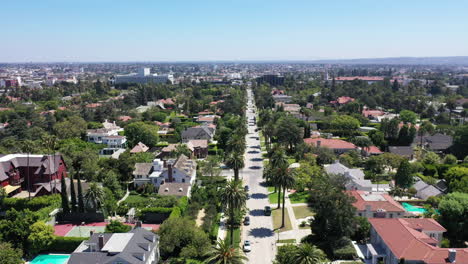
{"left": 1, "top": 0, "right": 468, "bottom": 62}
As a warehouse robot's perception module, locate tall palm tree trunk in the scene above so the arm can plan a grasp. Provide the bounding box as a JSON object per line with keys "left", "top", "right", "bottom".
{"left": 281, "top": 186, "right": 286, "bottom": 228}
{"left": 277, "top": 185, "right": 281, "bottom": 209}
{"left": 229, "top": 206, "right": 234, "bottom": 246}
{"left": 234, "top": 169, "right": 239, "bottom": 181}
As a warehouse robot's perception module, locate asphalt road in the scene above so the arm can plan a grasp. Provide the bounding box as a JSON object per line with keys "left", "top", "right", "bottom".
{"left": 242, "top": 88, "right": 275, "bottom": 264}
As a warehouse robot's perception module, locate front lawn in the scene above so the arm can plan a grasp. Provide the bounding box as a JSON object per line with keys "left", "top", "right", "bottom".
{"left": 289, "top": 191, "right": 309, "bottom": 204}
{"left": 272, "top": 208, "right": 292, "bottom": 232}
{"left": 292, "top": 205, "right": 315, "bottom": 220}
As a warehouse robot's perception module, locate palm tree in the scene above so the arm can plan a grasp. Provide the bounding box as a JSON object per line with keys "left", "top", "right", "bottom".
{"left": 269, "top": 146, "right": 288, "bottom": 209}
{"left": 84, "top": 182, "right": 104, "bottom": 211}
{"left": 352, "top": 136, "right": 372, "bottom": 156}
{"left": 204, "top": 239, "right": 248, "bottom": 264}
{"left": 291, "top": 243, "right": 328, "bottom": 264}
{"left": 276, "top": 164, "right": 296, "bottom": 228}
{"left": 220, "top": 180, "right": 247, "bottom": 246}
{"left": 225, "top": 152, "right": 245, "bottom": 181}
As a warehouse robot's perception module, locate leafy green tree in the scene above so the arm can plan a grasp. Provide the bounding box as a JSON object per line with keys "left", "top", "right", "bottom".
{"left": 102, "top": 170, "right": 123, "bottom": 199}
{"left": 395, "top": 160, "right": 413, "bottom": 188}
{"left": 125, "top": 122, "right": 159, "bottom": 147}
{"left": 452, "top": 125, "right": 468, "bottom": 158}
{"left": 27, "top": 221, "right": 54, "bottom": 256}
{"left": 275, "top": 115, "right": 302, "bottom": 151}
{"left": 275, "top": 244, "right": 298, "bottom": 264}
{"left": 220, "top": 180, "right": 247, "bottom": 246}
{"left": 84, "top": 182, "right": 105, "bottom": 211}
{"left": 438, "top": 192, "right": 468, "bottom": 247}
{"left": 200, "top": 156, "right": 222, "bottom": 177}
{"left": 53, "top": 116, "right": 87, "bottom": 139}
{"left": 158, "top": 217, "right": 211, "bottom": 259}
{"left": 294, "top": 162, "right": 322, "bottom": 192}
{"left": 444, "top": 166, "right": 468, "bottom": 193}
{"left": 443, "top": 154, "right": 457, "bottom": 165}
{"left": 309, "top": 174, "right": 356, "bottom": 245}
{"left": 204, "top": 239, "right": 248, "bottom": 264}
{"left": 60, "top": 175, "right": 70, "bottom": 214}
{"left": 399, "top": 110, "right": 418, "bottom": 124}
{"left": 0, "top": 242, "right": 23, "bottom": 264}
{"left": 225, "top": 152, "right": 245, "bottom": 181}
{"left": 105, "top": 220, "right": 131, "bottom": 233}
{"left": 352, "top": 216, "right": 371, "bottom": 242}
{"left": 0, "top": 209, "right": 38, "bottom": 251}
{"left": 330, "top": 115, "right": 360, "bottom": 136}
{"left": 423, "top": 152, "right": 440, "bottom": 165}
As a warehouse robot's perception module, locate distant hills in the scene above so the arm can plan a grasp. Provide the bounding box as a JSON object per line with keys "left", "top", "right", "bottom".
{"left": 310, "top": 56, "right": 468, "bottom": 65}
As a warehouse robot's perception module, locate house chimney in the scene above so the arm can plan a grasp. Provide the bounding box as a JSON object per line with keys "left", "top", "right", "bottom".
{"left": 317, "top": 140, "right": 321, "bottom": 147}
{"left": 98, "top": 235, "right": 105, "bottom": 250}
{"left": 448, "top": 249, "right": 456, "bottom": 263}
{"left": 168, "top": 164, "right": 173, "bottom": 182}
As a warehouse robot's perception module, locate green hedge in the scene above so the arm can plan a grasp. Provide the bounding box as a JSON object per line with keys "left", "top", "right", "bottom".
{"left": 169, "top": 207, "right": 181, "bottom": 219}
{"left": 177, "top": 196, "right": 189, "bottom": 215}
{"left": 140, "top": 207, "right": 173, "bottom": 214}
{"left": 333, "top": 243, "right": 357, "bottom": 260}
{"left": 47, "top": 236, "right": 87, "bottom": 253}
{"left": 1, "top": 194, "right": 60, "bottom": 211}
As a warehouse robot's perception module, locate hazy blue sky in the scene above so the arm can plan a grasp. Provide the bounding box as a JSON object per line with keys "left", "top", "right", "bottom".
{"left": 1, "top": 0, "right": 467, "bottom": 62}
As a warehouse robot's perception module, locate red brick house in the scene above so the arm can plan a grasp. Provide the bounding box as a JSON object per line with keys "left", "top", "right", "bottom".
{"left": 0, "top": 154, "right": 67, "bottom": 197}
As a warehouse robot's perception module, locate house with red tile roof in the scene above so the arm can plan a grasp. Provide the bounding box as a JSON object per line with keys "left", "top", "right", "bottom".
{"left": 330, "top": 96, "right": 355, "bottom": 105}
{"left": 304, "top": 137, "right": 357, "bottom": 154}
{"left": 118, "top": 115, "right": 132, "bottom": 122}
{"left": 362, "top": 109, "right": 385, "bottom": 119}
{"left": 347, "top": 190, "right": 406, "bottom": 218}
{"left": 367, "top": 218, "right": 467, "bottom": 264}
{"left": 363, "top": 146, "right": 384, "bottom": 156}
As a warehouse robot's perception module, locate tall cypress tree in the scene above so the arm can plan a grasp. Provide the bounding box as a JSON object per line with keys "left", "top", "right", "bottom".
{"left": 60, "top": 175, "right": 70, "bottom": 214}
{"left": 395, "top": 160, "right": 413, "bottom": 188}
{"left": 70, "top": 174, "right": 77, "bottom": 212}
{"left": 77, "top": 175, "right": 85, "bottom": 213}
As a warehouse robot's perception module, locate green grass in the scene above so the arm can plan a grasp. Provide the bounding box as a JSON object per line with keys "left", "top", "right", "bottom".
{"left": 268, "top": 187, "right": 280, "bottom": 204}
{"left": 277, "top": 239, "right": 296, "bottom": 244}
{"left": 225, "top": 227, "right": 241, "bottom": 247}
{"left": 289, "top": 191, "right": 309, "bottom": 204}
{"left": 292, "top": 206, "right": 315, "bottom": 219}
{"left": 272, "top": 208, "right": 292, "bottom": 232}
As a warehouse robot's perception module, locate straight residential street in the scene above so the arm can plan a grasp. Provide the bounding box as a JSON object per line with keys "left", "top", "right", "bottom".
{"left": 242, "top": 88, "right": 275, "bottom": 264}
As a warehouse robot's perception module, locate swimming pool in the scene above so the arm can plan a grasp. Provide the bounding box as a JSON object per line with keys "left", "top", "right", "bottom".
{"left": 402, "top": 202, "right": 427, "bottom": 213}
{"left": 30, "top": 254, "right": 70, "bottom": 264}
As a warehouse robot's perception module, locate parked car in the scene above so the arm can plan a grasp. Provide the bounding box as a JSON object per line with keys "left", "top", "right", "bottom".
{"left": 243, "top": 240, "right": 251, "bottom": 252}
{"left": 244, "top": 216, "right": 250, "bottom": 226}
{"left": 244, "top": 185, "right": 249, "bottom": 192}
{"left": 264, "top": 206, "right": 271, "bottom": 216}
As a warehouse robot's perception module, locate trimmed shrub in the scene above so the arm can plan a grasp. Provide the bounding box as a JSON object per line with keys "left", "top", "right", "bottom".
{"left": 47, "top": 236, "right": 87, "bottom": 253}
{"left": 169, "top": 207, "right": 181, "bottom": 219}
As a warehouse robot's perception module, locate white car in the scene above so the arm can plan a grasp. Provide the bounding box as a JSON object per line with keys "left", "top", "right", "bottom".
{"left": 243, "top": 240, "right": 251, "bottom": 252}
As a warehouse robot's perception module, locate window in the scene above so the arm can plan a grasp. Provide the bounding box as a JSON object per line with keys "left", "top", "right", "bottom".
{"left": 358, "top": 213, "right": 362, "bottom": 217}
{"left": 373, "top": 213, "right": 377, "bottom": 218}
{"left": 389, "top": 213, "right": 393, "bottom": 218}
{"left": 182, "top": 179, "right": 185, "bottom": 183}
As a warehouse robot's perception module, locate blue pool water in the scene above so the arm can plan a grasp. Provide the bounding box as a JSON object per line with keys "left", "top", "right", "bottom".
{"left": 402, "top": 202, "right": 427, "bottom": 213}
{"left": 31, "top": 254, "right": 70, "bottom": 264}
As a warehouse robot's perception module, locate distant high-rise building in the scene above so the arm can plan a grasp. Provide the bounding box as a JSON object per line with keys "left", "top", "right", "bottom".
{"left": 256, "top": 74, "right": 285, "bottom": 86}
{"left": 114, "top": 68, "right": 174, "bottom": 85}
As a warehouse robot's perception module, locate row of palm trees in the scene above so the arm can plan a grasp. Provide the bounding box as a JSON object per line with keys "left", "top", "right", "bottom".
{"left": 263, "top": 145, "right": 296, "bottom": 228}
